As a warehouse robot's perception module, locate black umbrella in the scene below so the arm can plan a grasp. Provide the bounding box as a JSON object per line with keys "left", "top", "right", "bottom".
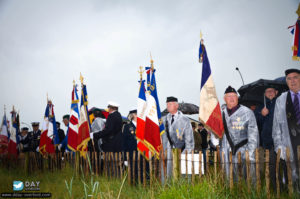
{"left": 162, "top": 102, "right": 199, "bottom": 116}
{"left": 238, "top": 78, "right": 288, "bottom": 106}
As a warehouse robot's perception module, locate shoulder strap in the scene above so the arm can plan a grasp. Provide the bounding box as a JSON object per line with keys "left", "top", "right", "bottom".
{"left": 165, "top": 120, "right": 174, "bottom": 148}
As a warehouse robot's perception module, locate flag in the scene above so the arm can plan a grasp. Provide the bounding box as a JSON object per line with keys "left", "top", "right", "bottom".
{"left": 198, "top": 39, "right": 224, "bottom": 138}
{"left": 0, "top": 112, "right": 9, "bottom": 154}
{"left": 149, "top": 70, "right": 165, "bottom": 136}
{"left": 291, "top": 19, "right": 300, "bottom": 61}
{"left": 67, "top": 84, "right": 80, "bottom": 152}
{"left": 77, "top": 83, "right": 90, "bottom": 157}
{"left": 144, "top": 70, "right": 163, "bottom": 158}
{"left": 39, "top": 101, "right": 58, "bottom": 155}
{"left": 136, "top": 80, "right": 151, "bottom": 159}
{"left": 8, "top": 109, "right": 19, "bottom": 158}
{"left": 290, "top": 3, "right": 300, "bottom": 61}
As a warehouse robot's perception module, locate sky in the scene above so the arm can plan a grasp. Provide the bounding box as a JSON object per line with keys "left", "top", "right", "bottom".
{"left": 0, "top": 0, "right": 299, "bottom": 131}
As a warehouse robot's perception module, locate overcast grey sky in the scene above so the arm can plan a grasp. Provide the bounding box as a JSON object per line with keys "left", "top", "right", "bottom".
{"left": 0, "top": 0, "right": 299, "bottom": 130}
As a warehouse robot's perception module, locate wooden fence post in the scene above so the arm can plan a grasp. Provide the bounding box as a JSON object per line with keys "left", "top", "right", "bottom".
{"left": 159, "top": 150, "right": 162, "bottom": 185}
{"left": 245, "top": 150, "right": 251, "bottom": 193}
{"left": 132, "top": 151, "right": 136, "bottom": 184}
{"left": 214, "top": 151, "right": 217, "bottom": 183}
{"left": 185, "top": 150, "right": 188, "bottom": 180}
{"left": 119, "top": 152, "right": 123, "bottom": 179}
{"left": 229, "top": 151, "right": 233, "bottom": 190}
{"left": 172, "top": 148, "right": 180, "bottom": 181}
{"left": 221, "top": 151, "right": 225, "bottom": 183}
{"left": 138, "top": 151, "right": 141, "bottom": 185}
{"left": 199, "top": 151, "right": 202, "bottom": 181}
{"left": 127, "top": 152, "right": 131, "bottom": 186}
{"left": 286, "top": 147, "right": 293, "bottom": 197}
{"left": 237, "top": 151, "right": 242, "bottom": 186}
{"left": 275, "top": 148, "right": 281, "bottom": 199}
{"left": 149, "top": 152, "right": 153, "bottom": 187}
{"left": 143, "top": 151, "right": 146, "bottom": 187}
{"left": 255, "top": 148, "right": 261, "bottom": 193}
{"left": 265, "top": 149, "right": 270, "bottom": 199}
{"left": 192, "top": 150, "right": 195, "bottom": 185}
{"left": 206, "top": 150, "right": 209, "bottom": 175}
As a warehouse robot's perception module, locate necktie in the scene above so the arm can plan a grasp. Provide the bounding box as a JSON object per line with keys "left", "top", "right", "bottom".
{"left": 293, "top": 93, "right": 300, "bottom": 125}
{"left": 171, "top": 115, "right": 174, "bottom": 125}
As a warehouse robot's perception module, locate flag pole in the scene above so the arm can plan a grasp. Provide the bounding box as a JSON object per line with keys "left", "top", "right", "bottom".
{"left": 80, "top": 73, "right": 96, "bottom": 167}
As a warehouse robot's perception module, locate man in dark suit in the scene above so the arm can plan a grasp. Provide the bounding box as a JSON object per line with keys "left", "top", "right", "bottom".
{"left": 56, "top": 122, "right": 65, "bottom": 152}
{"left": 28, "top": 122, "right": 41, "bottom": 152}
{"left": 91, "top": 101, "right": 123, "bottom": 152}
{"left": 123, "top": 109, "right": 137, "bottom": 153}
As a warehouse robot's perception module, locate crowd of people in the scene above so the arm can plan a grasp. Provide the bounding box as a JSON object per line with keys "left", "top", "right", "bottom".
{"left": 2, "top": 68, "right": 300, "bottom": 191}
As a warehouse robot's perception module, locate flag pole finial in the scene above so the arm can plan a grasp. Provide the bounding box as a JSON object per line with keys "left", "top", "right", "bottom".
{"left": 80, "top": 73, "right": 84, "bottom": 84}
{"left": 4, "top": 105, "right": 6, "bottom": 113}
{"left": 296, "top": 3, "right": 300, "bottom": 17}
{"left": 138, "top": 66, "right": 144, "bottom": 80}
{"left": 150, "top": 52, "right": 154, "bottom": 71}
{"left": 200, "top": 31, "right": 203, "bottom": 39}
{"left": 73, "top": 79, "right": 75, "bottom": 86}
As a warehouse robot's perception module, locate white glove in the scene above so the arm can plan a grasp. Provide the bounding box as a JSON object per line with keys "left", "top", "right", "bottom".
{"left": 124, "top": 161, "right": 128, "bottom": 167}
{"left": 36, "top": 146, "right": 39, "bottom": 152}
{"left": 58, "top": 144, "right": 62, "bottom": 151}
{"left": 90, "top": 132, "right": 94, "bottom": 139}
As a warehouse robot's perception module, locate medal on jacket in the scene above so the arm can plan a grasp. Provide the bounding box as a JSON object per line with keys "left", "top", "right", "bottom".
{"left": 176, "top": 129, "right": 183, "bottom": 140}
{"left": 129, "top": 127, "right": 135, "bottom": 135}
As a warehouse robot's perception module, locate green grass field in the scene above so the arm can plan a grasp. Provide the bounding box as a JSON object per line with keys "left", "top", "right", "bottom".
{"left": 0, "top": 165, "right": 298, "bottom": 199}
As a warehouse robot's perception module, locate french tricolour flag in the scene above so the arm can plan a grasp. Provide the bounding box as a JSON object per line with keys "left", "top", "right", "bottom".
{"left": 199, "top": 39, "right": 224, "bottom": 138}
{"left": 136, "top": 80, "right": 151, "bottom": 159}
{"left": 0, "top": 113, "right": 9, "bottom": 154}
{"left": 67, "top": 84, "right": 80, "bottom": 152}
{"left": 8, "top": 110, "right": 19, "bottom": 158}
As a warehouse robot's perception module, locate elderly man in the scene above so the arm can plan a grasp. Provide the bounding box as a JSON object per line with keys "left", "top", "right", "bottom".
{"left": 91, "top": 102, "right": 123, "bottom": 152}
{"left": 272, "top": 68, "right": 300, "bottom": 187}
{"left": 162, "top": 96, "right": 194, "bottom": 177}
{"left": 254, "top": 86, "right": 278, "bottom": 190}
{"left": 220, "top": 86, "right": 259, "bottom": 181}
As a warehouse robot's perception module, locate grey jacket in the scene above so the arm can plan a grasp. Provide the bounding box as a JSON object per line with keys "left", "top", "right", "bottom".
{"left": 272, "top": 91, "right": 298, "bottom": 181}
{"left": 162, "top": 111, "right": 194, "bottom": 177}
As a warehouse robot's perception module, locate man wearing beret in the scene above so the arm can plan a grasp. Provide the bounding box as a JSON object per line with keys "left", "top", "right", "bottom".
{"left": 220, "top": 86, "right": 259, "bottom": 181}
{"left": 272, "top": 68, "right": 300, "bottom": 187}
{"left": 91, "top": 101, "right": 123, "bottom": 152}
{"left": 162, "top": 96, "right": 194, "bottom": 177}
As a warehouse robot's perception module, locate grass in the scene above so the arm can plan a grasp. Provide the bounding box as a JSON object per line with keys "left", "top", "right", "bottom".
{"left": 0, "top": 165, "right": 299, "bottom": 199}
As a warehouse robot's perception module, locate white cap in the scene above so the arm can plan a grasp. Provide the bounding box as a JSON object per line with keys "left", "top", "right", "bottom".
{"left": 107, "top": 101, "right": 120, "bottom": 108}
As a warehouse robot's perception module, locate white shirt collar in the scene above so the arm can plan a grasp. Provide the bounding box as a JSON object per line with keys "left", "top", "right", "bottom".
{"left": 132, "top": 120, "right": 137, "bottom": 127}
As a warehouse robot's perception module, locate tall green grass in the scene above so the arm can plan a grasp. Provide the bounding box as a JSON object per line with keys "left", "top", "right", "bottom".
{"left": 0, "top": 166, "right": 298, "bottom": 199}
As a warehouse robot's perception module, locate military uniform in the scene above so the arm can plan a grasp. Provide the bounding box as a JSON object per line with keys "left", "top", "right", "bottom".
{"left": 162, "top": 110, "right": 194, "bottom": 177}
{"left": 272, "top": 69, "right": 300, "bottom": 185}
{"left": 28, "top": 130, "right": 41, "bottom": 152}
{"left": 19, "top": 133, "right": 31, "bottom": 152}
{"left": 221, "top": 86, "right": 259, "bottom": 181}
{"left": 273, "top": 91, "right": 300, "bottom": 182}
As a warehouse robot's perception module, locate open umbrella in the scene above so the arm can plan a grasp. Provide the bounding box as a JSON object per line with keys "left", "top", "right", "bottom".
{"left": 162, "top": 102, "right": 199, "bottom": 116}
{"left": 238, "top": 78, "right": 288, "bottom": 106}
{"left": 88, "top": 107, "right": 109, "bottom": 119}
